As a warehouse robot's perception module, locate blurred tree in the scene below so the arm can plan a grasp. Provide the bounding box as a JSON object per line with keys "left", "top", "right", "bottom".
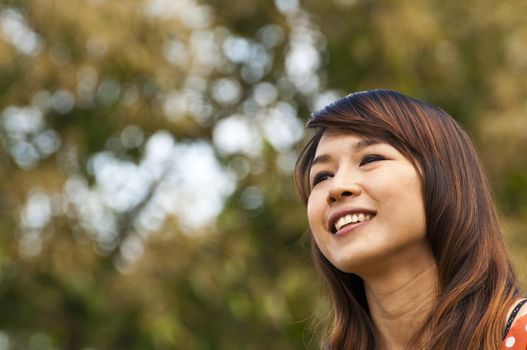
{"left": 0, "top": 0, "right": 526, "bottom": 349}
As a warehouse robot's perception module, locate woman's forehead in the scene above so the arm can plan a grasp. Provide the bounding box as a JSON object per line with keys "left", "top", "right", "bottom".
{"left": 316, "top": 131, "right": 383, "bottom": 154}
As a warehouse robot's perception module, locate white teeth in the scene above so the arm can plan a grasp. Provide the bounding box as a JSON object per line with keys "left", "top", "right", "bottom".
{"left": 334, "top": 213, "right": 374, "bottom": 231}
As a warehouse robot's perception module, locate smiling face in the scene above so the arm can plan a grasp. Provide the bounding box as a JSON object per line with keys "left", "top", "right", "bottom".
{"left": 307, "top": 131, "right": 429, "bottom": 276}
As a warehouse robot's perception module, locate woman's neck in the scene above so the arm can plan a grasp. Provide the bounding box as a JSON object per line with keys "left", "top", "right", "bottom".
{"left": 363, "top": 249, "right": 438, "bottom": 350}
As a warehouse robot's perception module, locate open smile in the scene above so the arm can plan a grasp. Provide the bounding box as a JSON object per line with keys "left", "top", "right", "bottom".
{"left": 334, "top": 217, "right": 374, "bottom": 237}
{"left": 328, "top": 208, "right": 377, "bottom": 234}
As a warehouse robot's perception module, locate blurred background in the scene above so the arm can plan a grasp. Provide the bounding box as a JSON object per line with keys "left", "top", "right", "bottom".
{"left": 0, "top": 0, "right": 527, "bottom": 349}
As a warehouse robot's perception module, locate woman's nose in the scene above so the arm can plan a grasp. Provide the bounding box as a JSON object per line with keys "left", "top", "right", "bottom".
{"left": 326, "top": 174, "right": 361, "bottom": 204}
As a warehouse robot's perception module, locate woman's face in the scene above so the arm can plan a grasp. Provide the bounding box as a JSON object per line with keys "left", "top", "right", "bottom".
{"left": 307, "top": 131, "right": 428, "bottom": 275}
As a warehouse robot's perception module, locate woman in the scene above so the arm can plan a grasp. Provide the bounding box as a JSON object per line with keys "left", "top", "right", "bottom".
{"left": 294, "top": 90, "right": 526, "bottom": 349}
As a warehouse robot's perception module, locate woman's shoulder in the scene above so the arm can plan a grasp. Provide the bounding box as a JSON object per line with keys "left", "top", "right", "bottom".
{"left": 501, "top": 299, "right": 527, "bottom": 349}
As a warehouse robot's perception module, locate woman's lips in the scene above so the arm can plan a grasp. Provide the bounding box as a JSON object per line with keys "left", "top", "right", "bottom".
{"left": 334, "top": 218, "right": 373, "bottom": 237}
{"left": 328, "top": 208, "right": 377, "bottom": 233}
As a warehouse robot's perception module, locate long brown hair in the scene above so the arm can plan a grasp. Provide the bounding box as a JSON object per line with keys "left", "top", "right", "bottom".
{"left": 295, "top": 90, "right": 520, "bottom": 349}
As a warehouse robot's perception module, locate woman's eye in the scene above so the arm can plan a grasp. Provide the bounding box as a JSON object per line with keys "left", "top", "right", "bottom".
{"left": 360, "top": 154, "right": 385, "bottom": 166}
{"left": 312, "top": 172, "right": 332, "bottom": 187}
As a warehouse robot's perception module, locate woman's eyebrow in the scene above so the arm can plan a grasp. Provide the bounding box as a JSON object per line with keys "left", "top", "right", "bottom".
{"left": 311, "top": 138, "right": 380, "bottom": 167}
